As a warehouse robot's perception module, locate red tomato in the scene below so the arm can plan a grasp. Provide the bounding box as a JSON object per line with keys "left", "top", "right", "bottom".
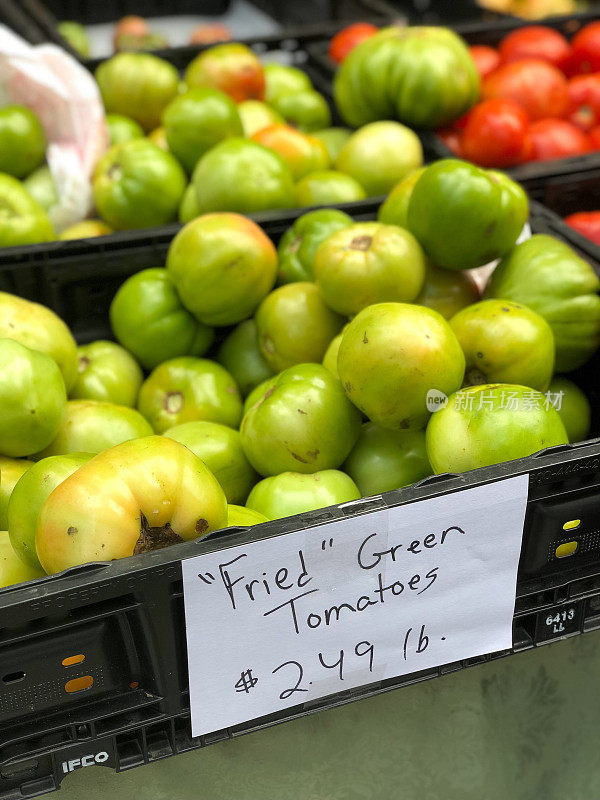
{"left": 437, "top": 127, "right": 463, "bottom": 157}
{"left": 567, "top": 21, "right": 600, "bottom": 76}
{"left": 461, "top": 99, "right": 531, "bottom": 167}
{"left": 528, "top": 118, "right": 590, "bottom": 160}
{"left": 567, "top": 73, "right": 600, "bottom": 131}
{"left": 564, "top": 211, "right": 600, "bottom": 246}
{"left": 589, "top": 126, "right": 600, "bottom": 148}
{"left": 328, "top": 23, "right": 378, "bottom": 63}
{"left": 189, "top": 24, "right": 231, "bottom": 45}
{"left": 498, "top": 26, "right": 572, "bottom": 71}
{"left": 482, "top": 59, "right": 569, "bottom": 120}
{"left": 469, "top": 45, "right": 501, "bottom": 80}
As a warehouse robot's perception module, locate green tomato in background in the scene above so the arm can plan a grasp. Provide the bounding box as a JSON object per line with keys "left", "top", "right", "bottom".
{"left": 484, "top": 234, "right": 600, "bottom": 372}
{"left": 243, "top": 375, "right": 278, "bottom": 416}
{"left": 23, "top": 166, "right": 58, "bottom": 213}
{"left": 179, "top": 184, "right": 201, "bottom": 224}
{"left": 58, "top": 220, "right": 113, "bottom": 241}
{"left": 163, "top": 87, "right": 243, "bottom": 173}
{"left": 110, "top": 268, "right": 214, "bottom": 370}
{"left": 314, "top": 221, "right": 426, "bottom": 316}
{"left": 377, "top": 167, "right": 426, "bottom": 228}
{"left": 0, "top": 457, "right": 32, "bottom": 530}
{"left": 277, "top": 208, "right": 353, "bottom": 284}
{"left": 344, "top": 423, "right": 431, "bottom": 498}
{"left": 106, "top": 113, "right": 145, "bottom": 146}
{"left": 415, "top": 261, "right": 480, "bottom": 320}
{"left": 93, "top": 140, "right": 186, "bottom": 229}
{"left": 227, "top": 504, "right": 268, "bottom": 526}
{"left": 335, "top": 121, "right": 423, "bottom": 197}
{"left": 426, "top": 384, "right": 568, "bottom": 474}
{"left": 0, "top": 292, "right": 78, "bottom": 391}
{"left": 164, "top": 420, "right": 257, "bottom": 504}
{"left": 57, "top": 21, "right": 91, "bottom": 57}
{"left": 269, "top": 90, "right": 331, "bottom": 132}
{"left": 294, "top": 170, "right": 366, "bottom": 207}
{"left": 322, "top": 330, "right": 344, "bottom": 379}
{"left": 263, "top": 63, "right": 313, "bottom": 104}
{"left": 548, "top": 376, "right": 591, "bottom": 443}
{"left": 8, "top": 452, "right": 92, "bottom": 569}
{"left": 217, "top": 320, "right": 274, "bottom": 397}
{"left": 0, "top": 535, "right": 44, "bottom": 588}
{"left": 95, "top": 53, "right": 179, "bottom": 131}
{"left": 70, "top": 340, "right": 143, "bottom": 407}
{"left": 0, "top": 106, "right": 46, "bottom": 179}
{"left": 138, "top": 357, "right": 243, "bottom": 433}
{"left": 0, "top": 339, "right": 67, "bottom": 457}
{"left": 191, "top": 138, "right": 295, "bottom": 214}
{"left": 246, "top": 470, "right": 360, "bottom": 520}
{"left": 240, "top": 363, "right": 361, "bottom": 477}
{"left": 255, "top": 282, "right": 345, "bottom": 373}
{"left": 36, "top": 400, "right": 152, "bottom": 458}
{"left": 237, "top": 100, "right": 284, "bottom": 137}
{"left": 407, "top": 160, "right": 528, "bottom": 271}
{"left": 0, "top": 175, "right": 53, "bottom": 247}
{"left": 312, "top": 127, "right": 353, "bottom": 164}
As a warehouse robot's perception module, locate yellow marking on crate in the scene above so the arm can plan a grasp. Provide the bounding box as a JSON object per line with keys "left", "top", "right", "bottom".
{"left": 62, "top": 654, "right": 85, "bottom": 667}
{"left": 556, "top": 541, "right": 578, "bottom": 559}
{"left": 563, "top": 519, "right": 581, "bottom": 531}
{"left": 65, "top": 675, "right": 94, "bottom": 693}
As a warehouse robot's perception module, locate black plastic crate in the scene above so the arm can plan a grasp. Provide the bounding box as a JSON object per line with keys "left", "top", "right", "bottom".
{"left": 0, "top": 0, "right": 48, "bottom": 43}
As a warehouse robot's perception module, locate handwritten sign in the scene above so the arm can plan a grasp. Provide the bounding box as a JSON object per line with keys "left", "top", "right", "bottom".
{"left": 183, "top": 475, "right": 529, "bottom": 736}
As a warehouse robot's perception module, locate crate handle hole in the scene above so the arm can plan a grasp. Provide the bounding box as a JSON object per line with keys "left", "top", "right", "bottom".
{"left": 62, "top": 654, "right": 85, "bottom": 667}
{"left": 2, "top": 671, "right": 25, "bottom": 684}
{"left": 65, "top": 675, "right": 94, "bottom": 693}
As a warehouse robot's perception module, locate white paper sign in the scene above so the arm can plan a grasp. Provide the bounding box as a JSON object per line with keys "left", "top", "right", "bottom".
{"left": 183, "top": 475, "right": 529, "bottom": 736}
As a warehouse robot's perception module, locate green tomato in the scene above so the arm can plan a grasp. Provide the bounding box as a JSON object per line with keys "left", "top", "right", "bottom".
{"left": 240, "top": 363, "right": 361, "bottom": 477}
{"left": 377, "top": 167, "right": 426, "bottom": 228}
{"left": 246, "top": 470, "right": 360, "bottom": 520}
{"left": 263, "top": 64, "right": 313, "bottom": 104}
{"left": 0, "top": 292, "right": 78, "bottom": 391}
{"left": 217, "top": 320, "right": 274, "bottom": 397}
{"left": 106, "top": 113, "right": 145, "bottom": 146}
{"left": 450, "top": 299, "right": 555, "bottom": 392}
{"left": 484, "top": 234, "right": 600, "bottom": 372}
{"left": 335, "top": 121, "right": 423, "bottom": 197}
{"left": 23, "top": 166, "right": 59, "bottom": 213}
{"left": 0, "top": 457, "right": 32, "bottom": 530}
{"left": 57, "top": 21, "right": 90, "bottom": 57}
{"left": 227, "top": 504, "right": 268, "bottom": 526}
{"left": 93, "top": 140, "right": 186, "bottom": 229}
{"left": 0, "top": 175, "right": 54, "bottom": 247}
{"left": 0, "top": 106, "right": 46, "bottom": 179}
{"left": 163, "top": 87, "right": 243, "bottom": 173}
{"left": 322, "top": 331, "right": 344, "bottom": 379}
{"left": 312, "top": 127, "right": 353, "bottom": 163}
{"left": 344, "top": 423, "right": 431, "bottom": 497}
{"left": 0, "top": 339, "right": 67, "bottom": 457}
{"left": 294, "top": 170, "right": 366, "bottom": 207}
{"left": 277, "top": 208, "right": 353, "bottom": 284}
{"left": 164, "top": 420, "right": 257, "bottom": 504}
{"left": 166, "top": 212, "right": 278, "bottom": 326}
{"left": 407, "top": 160, "right": 529, "bottom": 271}
{"left": 548, "top": 377, "right": 591, "bottom": 443}
{"left": 95, "top": 53, "right": 179, "bottom": 131}
{"left": 58, "top": 220, "right": 113, "bottom": 240}
{"left": 110, "top": 268, "right": 214, "bottom": 370}
{"left": 8, "top": 452, "right": 92, "bottom": 569}
{"left": 314, "top": 221, "right": 426, "bottom": 316}
{"left": 191, "top": 138, "right": 295, "bottom": 214}
{"left": 179, "top": 183, "right": 200, "bottom": 224}
{"left": 270, "top": 90, "right": 331, "bottom": 132}
{"left": 0, "top": 534, "right": 44, "bottom": 587}
{"left": 237, "top": 100, "right": 284, "bottom": 137}
{"left": 138, "top": 357, "right": 243, "bottom": 433}
{"left": 70, "top": 340, "right": 143, "bottom": 407}
{"left": 338, "top": 303, "right": 465, "bottom": 430}
{"left": 415, "top": 262, "right": 480, "bottom": 320}
{"left": 255, "top": 282, "right": 345, "bottom": 373}
{"left": 426, "top": 384, "right": 568, "bottom": 473}
{"left": 243, "top": 375, "right": 278, "bottom": 416}
{"left": 37, "top": 400, "right": 153, "bottom": 458}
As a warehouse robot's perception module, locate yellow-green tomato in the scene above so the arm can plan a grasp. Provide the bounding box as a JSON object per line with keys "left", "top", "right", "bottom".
{"left": 8, "top": 452, "right": 92, "bottom": 569}
{"left": 0, "top": 292, "right": 78, "bottom": 391}
{"left": 0, "top": 175, "right": 53, "bottom": 247}
{"left": 338, "top": 303, "right": 466, "bottom": 430}
{"left": 415, "top": 262, "right": 480, "bottom": 320}
{"left": 255, "top": 282, "right": 345, "bottom": 373}
{"left": 23, "top": 166, "right": 58, "bottom": 213}
{"left": 237, "top": 100, "right": 284, "bottom": 137}
{"left": 0, "top": 534, "right": 44, "bottom": 587}
{"left": 322, "top": 330, "right": 344, "bottom": 379}
{"left": 243, "top": 375, "right": 278, "bottom": 416}
{"left": 138, "top": 357, "right": 242, "bottom": 433}
{"left": 548, "top": 377, "right": 591, "bottom": 443}
{"left": 227, "top": 504, "right": 268, "bottom": 526}
{"left": 426, "top": 384, "right": 568, "bottom": 473}
{"left": 314, "top": 221, "right": 426, "bottom": 316}
{"left": 269, "top": 90, "right": 331, "bottom": 132}
{"left": 450, "top": 299, "right": 555, "bottom": 392}
{"left": 217, "top": 319, "right": 274, "bottom": 397}
{"left": 312, "top": 127, "right": 353, "bottom": 163}
{"left": 164, "top": 420, "right": 257, "bottom": 504}
{"left": 377, "top": 167, "right": 426, "bottom": 228}
{"left": 344, "top": 423, "right": 431, "bottom": 497}
{"left": 70, "top": 341, "right": 143, "bottom": 407}
{"left": 35, "top": 436, "right": 227, "bottom": 573}
{"left": 37, "top": 400, "right": 153, "bottom": 458}
{"left": 106, "top": 113, "right": 145, "bottom": 146}
{"left": 240, "top": 363, "right": 362, "bottom": 477}
{"left": 179, "top": 183, "right": 201, "bottom": 223}
{"left": 0, "top": 457, "right": 32, "bottom": 529}
{"left": 246, "top": 470, "right": 360, "bottom": 520}
{"left": 294, "top": 170, "right": 366, "bottom": 207}
{"left": 0, "top": 105, "right": 46, "bottom": 179}
{"left": 58, "top": 220, "right": 113, "bottom": 240}
{"left": 263, "top": 64, "right": 312, "bottom": 104}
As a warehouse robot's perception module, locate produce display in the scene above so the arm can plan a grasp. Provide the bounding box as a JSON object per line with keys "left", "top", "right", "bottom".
{"left": 0, "top": 156, "right": 597, "bottom": 591}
